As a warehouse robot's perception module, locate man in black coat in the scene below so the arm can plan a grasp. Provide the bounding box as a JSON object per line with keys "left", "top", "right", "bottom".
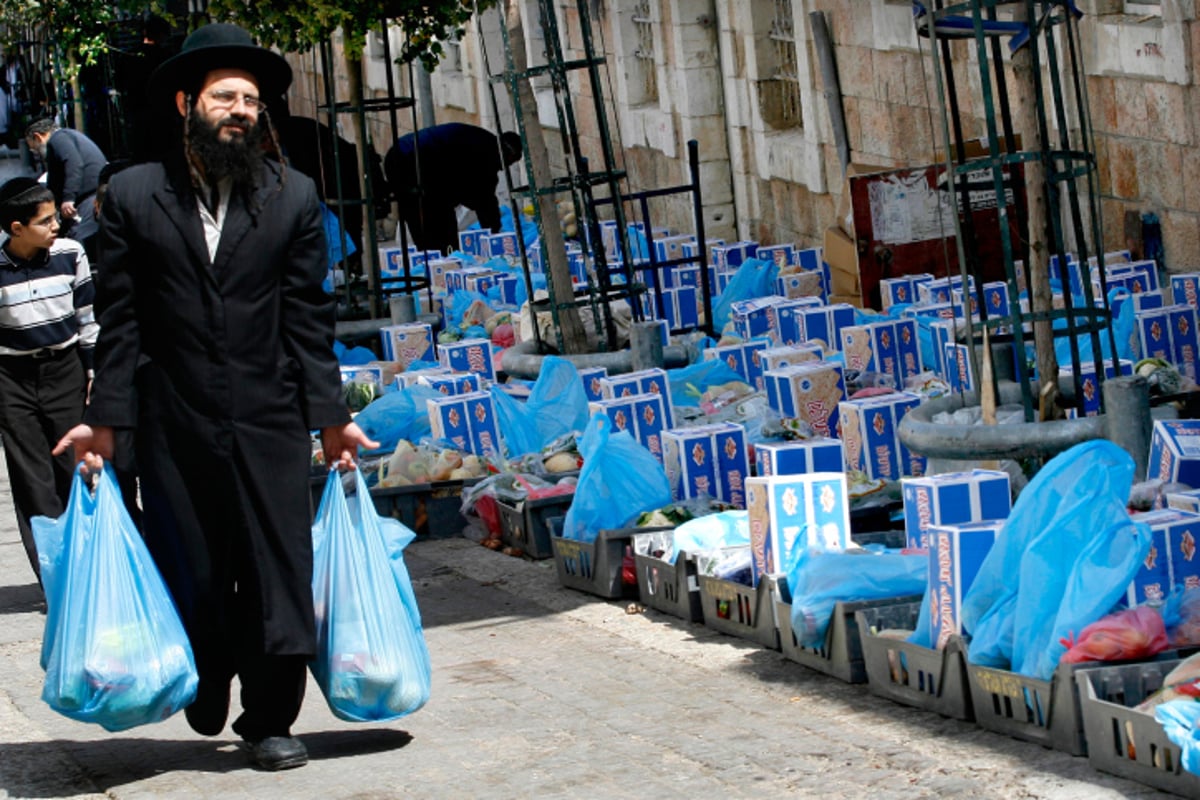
{"left": 24, "top": 118, "right": 106, "bottom": 257}
{"left": 384, "top": 122, "right": 522, "bottom": 254}
{"left": 54, "top": 23, "right": 377, "bottom": 771}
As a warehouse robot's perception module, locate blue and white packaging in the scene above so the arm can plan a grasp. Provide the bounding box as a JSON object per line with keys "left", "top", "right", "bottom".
{"left": 841, "top": 321, "right": 901, "bottom": 384}
{"left": 379, "top": 323, "right": 436, "bottom": 367}
{"left": 880, "top": 276, "right": 919, "bottom": 310}
{"left": 838, "top": 391, "right": 925, "bottom": 480}
{"left": 776, "top": 270, "right": 824, "bottom": 301}
{"left": 944, "top": 343, "right": 975, "bottom": 393}
{"left": 339, "top": 365, "right": 384, "bottom": 390}
{"left": 795, "top": 247, "right": 823, "bottom": 273}
{"left": 462, "top": 391, "right": 502, "bottom": 458}
{"left": 762, "top": 361, "right": 846, "bottom": 438}
{"left": 665, "top": 264, "right": 702, "bottom": 290}
{"left": 428, "top": 394, "right": 470, "bottom": 452}
{"left": 1167, "top": 488, "right": 1200, "bottom": 515}
{"left": 980, "top": 281, "right": 1011, "bottom": 321}
{"left": 662, "top": 427, "right": 716, "bottom": 503}
{"left": 928, "top": 319, "right": 956, "bottom": 378}
{"left": 791, "top": 303, "right": 856, "bottom": 352}
{"left": 711, "top": 422, "right": 750, "bottom": 509}
{"left": 1061, "top": 359, "right": 1134, "bottom": 418}
{"left": 901, "top": 469, "right": 1012, "bottom": 550}
{"left": 1163, "top": 510, "right": 1200, "bottom": 592}
{"left": 757, "top": 343, "right": 825, "bottom": 375}
{"left": 578, "top": 366, "right": 608, "bottom": 402}
{"left": 681, "top": 238, "right": 726, "bottom": 266}
{"left": 1138, "top": 304, "right": 1200, "bottom": 379}
{"left": 704, "top": 339, "right": 769, "bottom": 388}
{"left": 378, "top": 245, "right": 407, "bottom": 279}
{"left": 755, "top": 438, "right": 844, "bottom": 477}
{"left": 746, "top": 473, "right": 850, "bottom": 586}
{"left": 774, "top": 297, "right": 831, "bottom": 346}
{"left": 588, "top": 397, "right": 637, "bottom": 437}
{"left": 458, "top": 228, "right": 489, "bottom": 256}
{"left": 713, "top": 241, "right": 759, "bottom": 269}
{"left": 395, "top": 366, "right": 452, "bottom": 389}
{"left": 629, "top": 392, "right": 669, "bottom": 463}
{"left": 419, "top": 372, "right": 483, "bottom": 396}
{"left": 486, "top": 231, "right": 521, "bottom": 260}
{"left": 928, "top": 520, "right": 1004, "bottom": 648}
{"left": 1125, "top": 510, "right": 1178, "bottom": 605}
{"left": 731, "top": 296, "right": 786, "bottom": 341}
{"left": 757, "top": 244, "right": 795, "bottom": 269}
{"left": 1172, "top": 273, "right": 1200, "bottom": 310}
{"left": 653, "top": 234, "right": 694, "bottom": 264}
{"left": 662, "top": 286, "right": 700, "bottom": 330}
{"left": 1149, "top": 419, "right": 1200, "bottom": 488}
{"left": 438, "top": 338, "right": 495, "bottom": 382}
{"left": 1119, "top": 259, "right": 1161, "bottom": 292}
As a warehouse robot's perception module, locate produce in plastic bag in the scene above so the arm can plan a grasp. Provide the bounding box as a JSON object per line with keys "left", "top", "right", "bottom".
{"left": 34, "top": 467, "right": 198, "bottom": 731}
{"left": 353, "top": 384, "right": 441, "bottom": 456}
{"left": 1169, "top": 588, "right": 1200, "bottom": 647}
{"left": 1059, "top": 605, "right": 1169, "bottom": 664}
{"left": 489, "top": 356, "right": 589, "bottom": 457}
{"left": 561, "top": 413, "right": 673, "bottom": 542}
{"left": 962, "top": 440, "right": 1152, "bottom": 679}
{"left": 1154, "top": 701, "right": 1200, "bottom": 775}
{"left": 694, "top": 546, "right": 754, "bottom": 585}
{"left": 670, "top": 510, "right": 749, "bottom": 564}
{"left": 310, "top": 469, "right": 431, "bottom": 722}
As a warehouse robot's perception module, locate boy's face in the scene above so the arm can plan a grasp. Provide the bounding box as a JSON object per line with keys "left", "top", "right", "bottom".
{"left": 11, "top": 201, "right": 59, "bottom": 250}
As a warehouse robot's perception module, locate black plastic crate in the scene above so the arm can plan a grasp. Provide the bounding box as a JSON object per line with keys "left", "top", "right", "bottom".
{"left": 632, "top": 531, "right": 702, "bottom": 623}
{"left": 496, "top": 492, "right": 575, "bottom": 559}
{"left": 371, "top": 479, "right": 476, "bottom": 539}
{"left": 548, "top": 518, "right": 670, "bottom": 600}
{"left": 775, "top": 583, "right": 922, "bottom": 684}
{"left": 966, "top": 659, "right": 1111, "bottom": 756}
{"left": 855, "top": 602, "right": 974, "bottom": 720}
{"left": 696, "top": 573, "right": 780, "bottom": 650}
{"left": 1077, "top": 659, "right": 1200, "bottom": 798}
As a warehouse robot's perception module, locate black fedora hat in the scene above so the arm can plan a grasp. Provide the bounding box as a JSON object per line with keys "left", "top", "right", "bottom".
{"left": 148, "top": 23, "right": 291, "bottom": 107}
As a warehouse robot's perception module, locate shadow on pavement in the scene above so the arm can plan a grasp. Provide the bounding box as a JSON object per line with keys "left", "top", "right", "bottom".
{"left": 0, "top": 581, "right": 45, "bottom": 615}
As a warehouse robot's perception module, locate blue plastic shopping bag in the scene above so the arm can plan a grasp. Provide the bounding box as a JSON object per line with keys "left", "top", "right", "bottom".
{"left": 33, "top": 467, "right": 198, "bottom": 731}
{"left": 490, "top": 356, "right": 590, "bottom": 457}
{"left": 561, "top": 413, "right": 673, "bottom": 542}
{"left": 310, "top": 469, "right": 431, "bottom": 722}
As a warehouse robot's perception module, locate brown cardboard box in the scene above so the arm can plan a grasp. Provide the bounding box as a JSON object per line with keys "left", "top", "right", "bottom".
{"left": 823, "top": 225, "right": 860, "bottom": 296}
{"left": 836, "top": 161, "right": 893, "bottom": 232}
{"left": 829, "top": 293, "right": 864, "bottom": 308}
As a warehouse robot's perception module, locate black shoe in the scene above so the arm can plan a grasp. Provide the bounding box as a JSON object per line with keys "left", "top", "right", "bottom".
{"left": 244, "top": 736, "right": 308, "bottom": 771}
{"left": 184, "top": 679, "right": 231, "bottom": 736}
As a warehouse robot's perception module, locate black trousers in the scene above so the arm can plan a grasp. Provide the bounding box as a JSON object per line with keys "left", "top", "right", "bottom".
{"left": 0, "top": 348, "right": 86, "bottom": 583}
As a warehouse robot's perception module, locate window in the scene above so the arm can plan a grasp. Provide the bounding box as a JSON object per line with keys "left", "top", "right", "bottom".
{"left": 759, "top": 0, "right": 802, "bottom": 129}
{"left": 631, "top": 0, "right": 658, "bottom": 104}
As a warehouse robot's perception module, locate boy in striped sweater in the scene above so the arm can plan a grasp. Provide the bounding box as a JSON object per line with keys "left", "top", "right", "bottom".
{"left": 0, "top": 177, "right": 98, "bottom": 587}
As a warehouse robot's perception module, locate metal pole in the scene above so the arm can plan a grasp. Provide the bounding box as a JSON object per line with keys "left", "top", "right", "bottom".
{"left": 1102, "top": 376, "right": 1152, "bottom": 482}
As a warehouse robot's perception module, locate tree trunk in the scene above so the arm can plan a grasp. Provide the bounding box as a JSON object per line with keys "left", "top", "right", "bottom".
{"left": 1010, "top": 7, "right": 1059, "bottom": 419}
{"left": 502, "top": 0, "right": 589, "bottom": 354}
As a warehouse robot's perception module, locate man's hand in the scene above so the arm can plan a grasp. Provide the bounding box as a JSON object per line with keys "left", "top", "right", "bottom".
{"left": 52, "top": 423, "right": 114, "bottom": 474}
{"left": 321, "top": 421, "right": 380, "bottom": 471}
{"left": 61, "top": 200, "right": 77, "bottom": 221}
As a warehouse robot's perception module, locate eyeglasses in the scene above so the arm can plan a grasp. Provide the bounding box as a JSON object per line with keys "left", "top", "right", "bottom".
{"left": 204, "top": 89, "right": 266, "bottom": 113}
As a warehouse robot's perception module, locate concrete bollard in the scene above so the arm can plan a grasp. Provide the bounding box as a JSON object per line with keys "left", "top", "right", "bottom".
{"left": 629, "top": 321, "right": 664, "bottom": 371}
{"left": 1102, "top": 375, "right": 1152, "bottom": 482}
{"left": 389, "top": 294, "right": 418, "bottom": 325}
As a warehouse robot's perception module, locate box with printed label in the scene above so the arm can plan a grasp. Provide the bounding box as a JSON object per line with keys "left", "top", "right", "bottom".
{"left": 426, "top": 258, "right": 460, "bottom": 291}
{"left": 664, "top": 265, "right": 702, "bottom": 291}
{"left": 1149, "top": 419, "right": 1200, "bottom": 488}
{"left": 1121, "top": 259, "right": 1161, "bottom": 292}
{"left": 630, "top": 393, "right": 668, "bottom": 464}
{"left": 578, "top": 366, "right": 608, "bottom": 402}
{"left": 379, "top": 323, "right": 436, "bottom": 366}
{"left": 438, "top": 337, "right": 495, "bottom": 381}
{"left": 731, "top": 296, "right": 785, "bottom": 341}
{"left": 461, "top": 392, "right": 502, "bottom": 459}
{"left": 395, "top": 367, "right": 451, "bottom": 389}
{"left": 1061, "top": 359, "right": 1134, "bottom": 418}
{"left": 1136, "top": 304, "right": 1200, "bottom": 376}
{"left": 1170, "top": 304, "right": 1200, "bottom": 380}
{"left": 894, "top": 319, "right": 921, "bottom": 381}
{"left": 774, "top": 297, "right": 831, "bottom": 346}
{"left": 839, "top": 391, "right": 924, "bottom": 480}
{"left": 419, "top": 372, "right": 483, "bottom": 396}
{"left": 710, "top": 422, "right": 750, "bottom": 509}
{"left": 486, "top": 231, "right": 521, "bottom": 260}
{"left": 1107, "top": 268, "right": 1152, "bottom": 297}
{"left": 944, "top": 343, "right": 975, "bottom": 393}
{"left": 1164, "top": 509, "right": 1200, "bottom": 592}
{"left": 980, "top": 281, "right": 1011, "bottom": 321}
{"left": 756, "top": 244, "right": 795, "bottom": 268}
{"left": 653, "top": 234, "right": 694, "bottom": 264}
{"left": 378, "top": 245, "right": 407, "bottom": 278}
{"left": 804, "top": 303, "right": 856, "bottom": 352}
{"left": 714, "top": 241, "right": 759, "bottom": 269}
{"left": 681, "top": 238, "right": 726, "bottom": 265}
{"left": 588, "top": 397, "right": 637, "bottom": 437}
{"left": 662, "top": 286, "right": 700, "bottom": 330}
{"left": 427, "top": 394, "right": 471, "bottom": 453}
{"left": 704, "top": 340, "right": 769, "bottom": 387}
{"left": 927, "top": 520, "right": 1004, "bottom": 648}
{"left": 755, "top": 438, "right": 844, "bottom": 477}
{"left": 880, "top": 276, "right": 919, "bottom": 310}
{"left": 1168, "top": 488, "right": 1200, "bottom": 514}
{"left": 905, "top": 301, "right": 960, "bottom": 321}
{"left": 757, "top": 343, "right": 824, "bottom": 375}
{"left": 776, "top": 270, "right": 824, "bottom": 300}
{"left": 662, "top": 427, "right": 717, "bottom": 503}
{"left": 919, "top": 275, "right": 973, "bottom": 305}
{"left": 458, "top": 228, "right": 489, "bottom": 256}
{"left": 841, "top": 321, "right": 901, "bottom": 383}
{"left": 746, "top": 472, "right": 850, "bottom": 586}
{"left": 1172, "top": 273, "right": 1200, "bottom": 310}
{"left": 1125, "top": 510, "right": 1175, "bottom": 606}
{"left": 927, "top": 319, "right": 955, "bottom": 377}
{"left": 762, "top": 361, "right": 845, "bottom": 438}
{"left": 795, "top": 247, "right": 823, "bottom": 273}
{"left": 464, "top": 270, "right": 501, "bottom": 296}
{"left": 901, "top": 470, "right": 1012, "bottom": 550}
{"left": 443, "top": 265, "right": 492, "bottom": 294}
{"left": 339, "top": 365, "right": 384, "bottom": 390}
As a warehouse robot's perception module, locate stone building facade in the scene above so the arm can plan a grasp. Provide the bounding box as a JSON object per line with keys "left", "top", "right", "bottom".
{"left": 284, "top": 0, "right": 1200, "bottom": 281}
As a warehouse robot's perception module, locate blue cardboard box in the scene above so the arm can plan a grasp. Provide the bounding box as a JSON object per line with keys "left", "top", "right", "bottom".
{"left": 839, "top": 391, "right": 925, "bottom": 480}
{"left": 795, "top": 247, "right": 823, "bottom": 273}
{"left": 710, "top": 422, "right": 750, "bottom": 509}
{"left": 462, "top": 391, "right": 502, "bottom": 459}
{"left": 704, "top": 339, "right": 770, "bottom": 387}
{"left": 630, "top": 392, "right": 669, "bottom": 464}
{"left": 791, "top": 303, "right": 855, "bottom": 352}
{"left": 757, "top": 343, "right": 825, "bottom": 376}
{"left": 774, "top": 297, "right": 829, "bottom": 346}
{"left": 944, "top": 343, "right": 975, "bottom": 393}
{"left": 439, "top": 338, "right": 495, "bottom": 382}
{"left": 981, "top": 281, "right": 1011, "bottom": 321}
{"left": 1122, "top": 259, "right": 1161, "bottom": 292}
{"left": 1149, "top": 419, "right": 1200, "bottom": 488}
{"left": 578, "top": 366, "right": 608, "bottom": 402}
{"left": 427, "top": 394, "right": 471, "bottom": 453}
{"left": 928, "top": 319, "right": 956, "bottom": 378}
{"left": 754, "top": 438, "right": 844, "bottom": 477}
{"left": 663, "top": 427, "right": 717, "bottom": 503}
{"left": 879, "top": 276, "right": 918, "bottom": 310}
{"left": 841, "top": 321, "right": 901, "bottom": 384}
{"left": 1163, "top": 509, "right": 1200, "bottom": 592}
{"left": 1171, "top": 273, "right": 1200, "bottom": 310}
{"left": 458, "top": 228, "right": 488, "bottom": 256}
{"left": 663, "top": 286, "right": 700, "bottom": 330}
{"left": 1167, "top": 488, "right": 1200, "bottom": 515}
{"left": 928, "top": 520, "right": 1004, "bottom": 648}
{"left": 746, "top": 472, "right": 850, "bottom": 586}
{"left": 776, "top": 270, "right": 825, "bottom": 301}
{"left": 486, "top": 231, "right": 521, "bottom": 260}
{"left": 901, "top": 469, "right": 1012, "bottom": 550}
{"left": 757, "top": 244, "right": 795, "bottom": 269}
{"left": 731, "top": 296, "right": 786, "bottom": 341}
{"left": 762, "top": 361, "right": 845, "bottom": 439}
{"left": 714, "top": 241, "right": 759, "bottom": 269}
{"left": 395, "top": 366, "right": 451, "bottom": 389}
{"left": 1061, "top": 359, "right": 1134, "bottom": 418}
{"left": 588, "top": 397, "right": 637, "bottom": 438}
{"left": 419, "top": 372, "right": 483, "bottom": 396}
{"left": 653, "top": 234, "right": 694, "bottom": 264}
{"left": 1170, "top": 304, "right": 1200, "bottom": 381}
{"left": 379, "top": 323, "right": 436, "bottom": 367}
{"left": 1125, "top": 510, "right": 1176, "bottom": 606}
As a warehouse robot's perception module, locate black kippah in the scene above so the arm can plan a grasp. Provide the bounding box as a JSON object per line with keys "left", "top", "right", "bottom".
{"left": 0, "top": 177, "right": 44, "bottom": 205}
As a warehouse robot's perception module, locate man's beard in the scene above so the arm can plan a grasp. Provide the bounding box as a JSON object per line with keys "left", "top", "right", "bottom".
{"left": 186, "top": 108, "right": 264, "bottom": 189}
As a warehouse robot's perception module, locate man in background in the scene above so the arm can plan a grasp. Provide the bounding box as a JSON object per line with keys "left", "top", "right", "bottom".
{"left": 24, "top": 118, "right": 106, "bottom": 259}
{"left": 384, "top": 122, "right": 522, "bottom": 255}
